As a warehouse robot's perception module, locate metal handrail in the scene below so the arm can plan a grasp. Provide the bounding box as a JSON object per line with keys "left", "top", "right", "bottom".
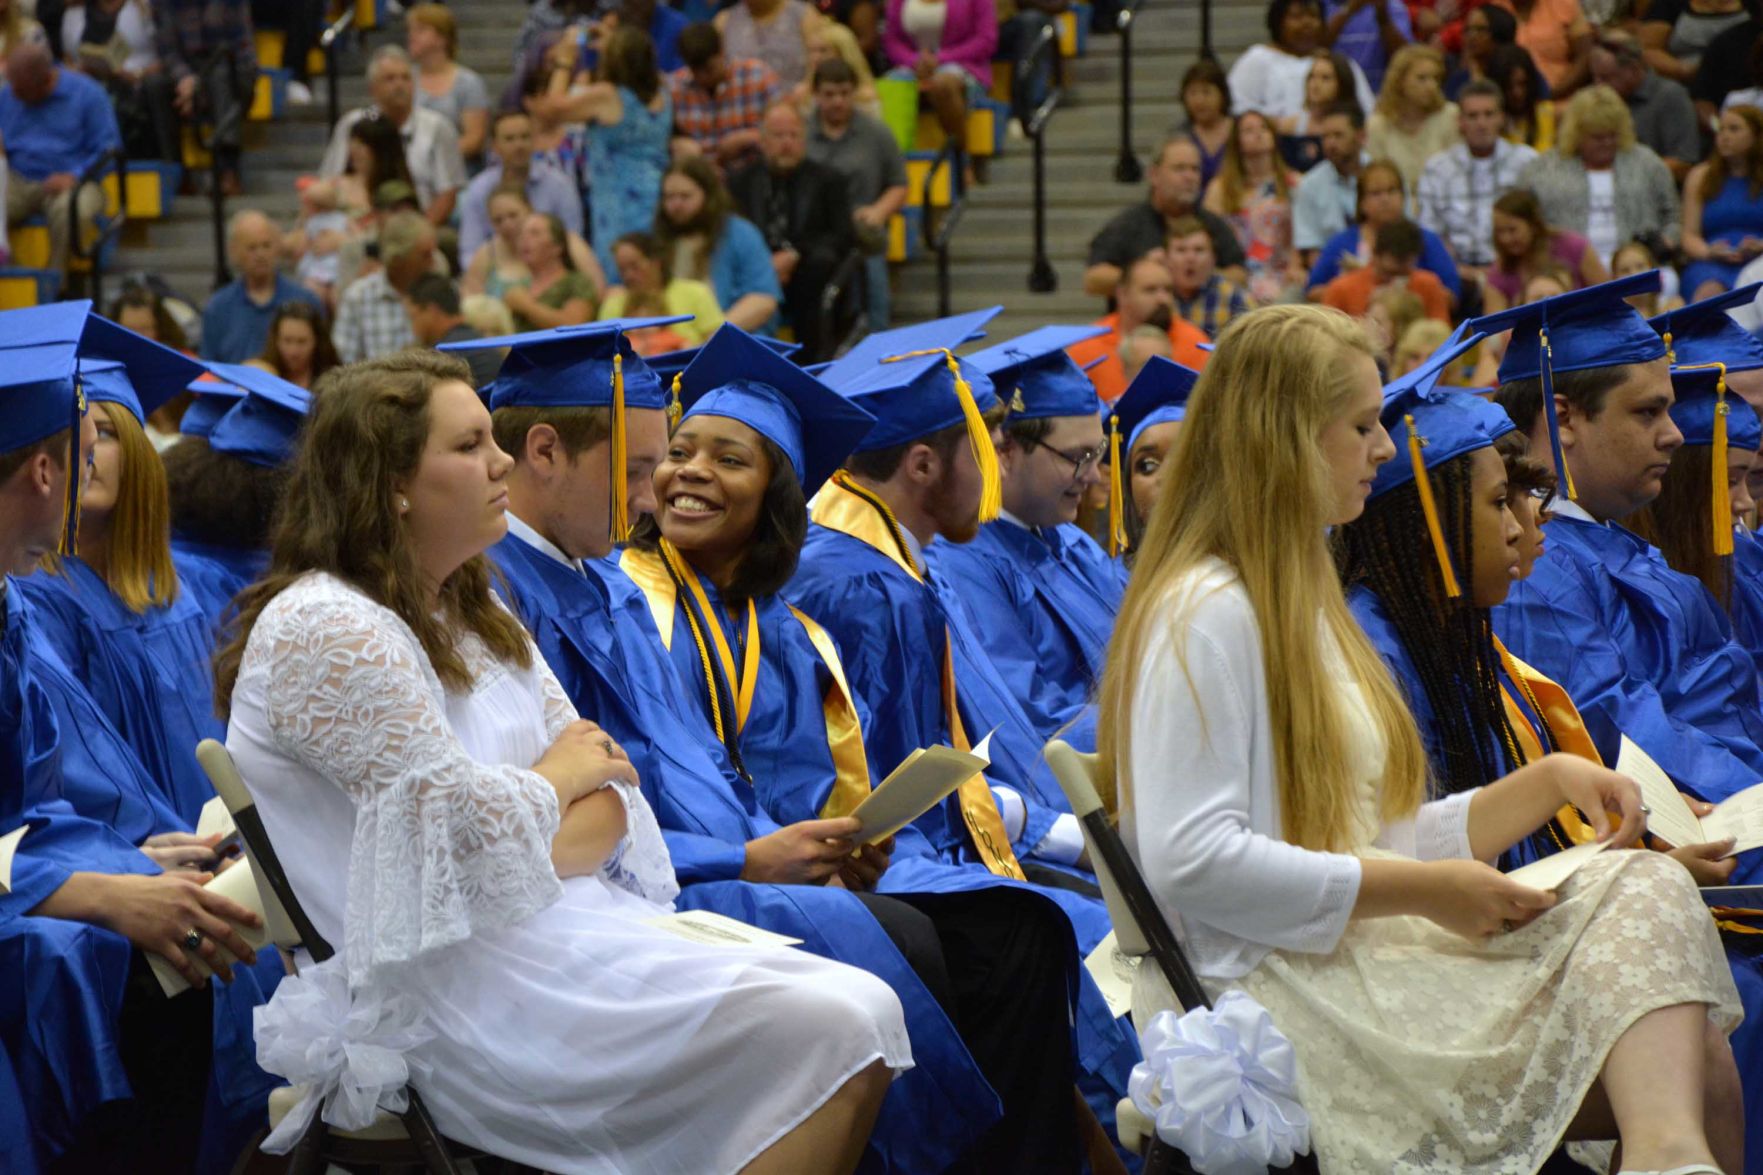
{"left": 1013, "top": 23, "right": 1063, "bottom": 293}
{"left": 321, "top": 4, "right": 359, "bottom": 132}
{"left": 70, "top": 147, "right": 128, "bottom": 304}
{"left": 817, "top": 247, "right": 868, "bottom": 362}
{"left": 181, "top": 49, "right": 247, "bottom": 290}
{"left": 919, "top": 140, "right": 967, "bottom": 318}
{"left": 1114, "top": 0, "right": 1156, "bottom": 184}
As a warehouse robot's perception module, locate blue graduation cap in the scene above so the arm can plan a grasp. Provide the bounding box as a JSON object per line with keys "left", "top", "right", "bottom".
{"left": 1368, "top": 331, "right": 1502, "bottom": 597}
{"left": 441, "top": 318, "right": 690, "bottom": 539}
{"left": 1669, "top": 362, "right": 1762, "bottom": 558}
{"left": 1102, "top": 356, "right": 1201, "bottom": 555}
{"left": 965, "top": 325, "right": 1108, "bottom": 421}
{"left": 674, "top": 325, "right": 877, "bottom": 498}
{"left": 179, "top": 375, "right": 248, "bottom": 439}
{"left": 646, "top": 335, "right": 801, "bottom": 382}
{"left": 204, "top": 363, "right": 313, "bottom": 468}
{"left": 818, "top": 306, "right": 1000, "bottom": 389}
{"left": 82, "top": 348, "right": 207, "bottom": 427}
{"left": 1468, "top": 272, "right": 1668, "bottom": 503}
{"left": 1651, "top": 283, "right": 1763, "bottom": 374}
{"left": 822, "top": 315, "right": 1005, "bottom": 522}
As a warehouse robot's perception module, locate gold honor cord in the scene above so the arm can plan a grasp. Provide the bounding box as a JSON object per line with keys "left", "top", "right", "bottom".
{"left": 1540, "top": 327, "right": 1578, "bottom": 503}
{"left": 610, "top": 352, "right": 632, "bottom": 542}
{"left": 668, "top": 372, "right": 683, "bottom": 431}
{"left": 659, "top": 538, "right": 759, "bottom": 734}
{"left": 881, "top": 348, "right": 1003, "bottom": 523}
{"left": 827, "top": 470, "right": 925, "bottom": 577}
{"left": 1495, "top": 639, "right": 1600, "bottom": 850}
{"left": 60, "top": 380, "right": 86, "bottom": 556}
{"left": 1106, "top": 414, "right": 1128, "bottom": 558}
{"left": 1405, "top": 415, "right": 1461, "bottom": 598}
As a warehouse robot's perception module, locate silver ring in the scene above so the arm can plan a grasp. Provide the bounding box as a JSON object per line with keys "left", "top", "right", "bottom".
{"left": 1639, "top": 805, "right": 1652, "bottom": 816}
{"left": 182, "top": 928, "right": 204, "bottom": 952}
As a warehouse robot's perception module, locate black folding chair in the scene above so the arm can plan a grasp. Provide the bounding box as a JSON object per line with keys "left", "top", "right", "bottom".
{"left": 198, "top": 739, "right": 486, "bottom": 1175}
{"left": 1043, "top": 740, "right": 1319, "bottom": 1175}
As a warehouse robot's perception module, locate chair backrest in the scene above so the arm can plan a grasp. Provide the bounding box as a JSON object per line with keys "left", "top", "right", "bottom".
{"left": 197, "top": 738, "right": 335, "bottom": 963}
{"left": 1043, "top": 738, "right": 1212, "bottom": 1013}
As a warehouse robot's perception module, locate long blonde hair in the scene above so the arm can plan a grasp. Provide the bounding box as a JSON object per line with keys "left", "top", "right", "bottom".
{"left": 1374, "top": 43, "right": 1448, "bottom": 120}
{"left": 47, "top": 400, "right": 178, "bottom": 613}
{"left": 1096, "top": 305, "right": 1428, "bottom": 851}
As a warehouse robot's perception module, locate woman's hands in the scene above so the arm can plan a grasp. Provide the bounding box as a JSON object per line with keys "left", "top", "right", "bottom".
{"left": 1549, "top": 754, "right": 1647, "bottom": 847}
{"left": 1652, "top": 797, "right": 1739, "bottom": 885}
{"left": 140, "top": 831, "right": 226, "bottom": 873}
{"left": 1417, "top": 858, "right": 1557, "bottom": 940}
{"left": 535, "top": 719, "right": 640, "bottom": 807}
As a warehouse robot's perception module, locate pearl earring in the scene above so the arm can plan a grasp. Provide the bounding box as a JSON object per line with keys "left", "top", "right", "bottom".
{"left": 399, "top": 497, "right": 410, "bottom": 512}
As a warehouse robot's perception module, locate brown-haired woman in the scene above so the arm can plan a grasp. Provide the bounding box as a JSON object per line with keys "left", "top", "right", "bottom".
{"left": 1482, "top": 187, "right": 1607, "bottom": 312}
{"left": 502, "top": 212, "right": 598, "bottom": 331}
{"left": 1176, "top": 58, "right": 1235, "bottom": 190}
{"left": 216, "top": 349, "right": 904, "bottom": 1174}
{"left": 1202, "top": 108, "right": 1301, "bottom": 302}
{"left": 1681, "top": 104, "right": 1763, "bottom": 300}
{"left": 247, "top": 302, "right": 340, "bottom": 391}
{"left": 654, "top": 156, "right": 782, "bottom": 331}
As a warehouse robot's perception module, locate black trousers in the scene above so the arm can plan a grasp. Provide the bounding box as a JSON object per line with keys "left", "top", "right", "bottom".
{"left": 252, "top": 0, "right": 326, "bottom": 82}
{"left": 854, "top": 886, "right": 1084, "bottom": 1174}
{"left": 48, "top": 951, "right": 214, "bottom": 1175}
{"left": 781, "top": 245, "right": 848, "bottom": 365}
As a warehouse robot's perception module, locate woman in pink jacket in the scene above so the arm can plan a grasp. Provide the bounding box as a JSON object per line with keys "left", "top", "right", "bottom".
{"left": 882, "top": 0, "right": 997, "bottom": 174}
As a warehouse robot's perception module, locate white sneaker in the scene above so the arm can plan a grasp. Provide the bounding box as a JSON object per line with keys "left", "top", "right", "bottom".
{"left": 286, "top": 80, "right": 315, "bottom": 106}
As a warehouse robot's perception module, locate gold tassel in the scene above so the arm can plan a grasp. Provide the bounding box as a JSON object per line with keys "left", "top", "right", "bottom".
{"left": 1407, "top": 415, "right": 1461, "bottom": 598}
{"left": 1107, "top": 414, "right": 1127, "bottom": 557}
{"left": 59, "top": 379, "right": 86, "bottom": 556}
{"left": 668, "top": 372, "right": 683, "bottom": 430}
{"left": 882, "top": 348, "right": 1003, "bottom": 523}
{"left": 1715, "top": 363, "right": 1734, "bottom": 557}
{"left": 610, "top": 352, "right": 631, "bottom": 542}
{"left": 1663, "top": 328, "right": 1675, "bottom": 365}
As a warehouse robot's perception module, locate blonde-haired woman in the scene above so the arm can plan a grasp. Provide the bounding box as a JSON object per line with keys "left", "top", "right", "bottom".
{"left": 791, "top": 21, "right": 880, "bottom": 117}
{"left": 1367, "top": 44, "right": 1460, "bottom": 210}
{"left": 19, "top": 363, "right": 227, "bottom": 828}
{"left": 1097, "top": 303, "right": 1742, "bottom": 1174}
{"left": 1517, "top": 83, "right": 1680, "bottom": 267}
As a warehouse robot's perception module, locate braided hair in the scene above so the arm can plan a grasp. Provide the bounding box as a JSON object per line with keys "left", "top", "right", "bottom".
{"left": 1335, "top": 452, "right": 1533, "bottom": 796}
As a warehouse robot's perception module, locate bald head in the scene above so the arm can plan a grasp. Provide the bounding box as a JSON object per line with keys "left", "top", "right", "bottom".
{"left": 6, "top": 43, "right": 55, "bottom": 104}
{"left": 228, "top": 211, "right": 281, "bottom": 285}
{"left": 761, "top": 102, "right": 807, "bottom": 172}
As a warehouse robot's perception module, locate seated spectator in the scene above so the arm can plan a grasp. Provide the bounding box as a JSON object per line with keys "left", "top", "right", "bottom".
{"left": 1491, "top": 0, "right": 1589, "bottom": 98}
{"left": 654, "top": 155, "right": 784, "bottom": 330}
{"left": 1229, "top": 0, "right": 1374, "bottom": 120}
{"left": 1084, "top": 134, "right": 1247, "bottom": 299}
{"left": 1517, "top": 83, "right": 1680, "bottom": 266}
{"left": 1291, "top": 100, "right": 1369, "bottom": 264}
{"left": 1117, "top": 322, "right": 1173, "bottom": 387}
{"left": 548, "top": 26, "right": 673, "bottom": 278}
{"left": 514, "top": 62, "right": 589, "bottom": 196}
{"left": 63, "top": 0, "right": 179, "bottom": 166}
{"left": 1165, "top": 214, "right": 1251, "bottom": 336}
{"left": 1589, "top": 30, "right": 1701, "bottom": 183}
{"left": 458, "top": 110, "right": 583, "bottom": 266}
{"left": 461, "top": 290, "right": 514, "bottom": 338}
{"left": 247, "top": 0, "right": 321, "bottom": 106}
{"left": 1445, "top": 4, "right": 1518, "bottom": 99}
{"left": 1271, "top": 49, "right": 1351, "bottom": 172}
{"left": 1417, "top": 80, "right": 1537, "bottom": 295}
{"left": 1067, "top": 253, "right": 1211, "bottom": 402}
{"left": 0, "top": 0, "right": 45, "bottom": 67}
{"left": 330, "top": 113, "right": 412, "bottom": 237}
{"left": 1613, "top": 237, "right": 1683, "bottom": 314}
{"left": 201, "top": 209, "right": 322, "bottom": 361}
{"left": 511, "top": 0, "right": 590, "bottom": 80}
{"left": 1319, "top": 217, "right": 1452, "bottom": 319}
{"left": 620, "top": 0, "right": 688, "bottom": 74}
{"left": 1362, "top": 280, "right": 1425, "bottom": 365}
{"left": 288, "top": 178, "right": 350, "bottom": 311}
{"left": 319, "top": 45, "right": 467, "bottom": 227}
{"left": 1517, "top": 261, "right": 1572, "bottom": 302}
{"left": 1307, "top": 159, "right": 1460, "bottom": 301}
{"left": 880, "top": 0, "right": 994, "bottom": 180}
{"left": 1682, "top": 104, "right": 1763, "bottom": 300}
{"left": 109, "top": 284, "right": 194, "bottom": 443}
{"left": 1692, "top": 12, "right": 1760, "bottom": 125}
{"left": 598, "top": 229, "right": 724, "bottom": 346}
{"left": 406, "top": 4, "right": 489, "bottom": 163}
{"left": 726, "top": 102, "right": 852, "bottom": 359}
{"left": 403, "top": 272, "right": 501, "bottom": 386}
{"left": 1640, "top": 0, "right": 1748, "bottom": 88}
{"left": 331, "top": 209, "right": 434, "bottom": 363}
{"left": 0, "top": 41, "right": 117, "bottom": 273}
{"left": 668, "top": 21, "right": 781, "bottom": 170}
{"left": 1389, "top": 315, "right": 1451, "bottom": 375}
{"left": 806, "top": 57, "right": 906, "bottom": 330}
{"left": 1492, "top": 42, "right": 1555, "bottom": 151}
{"left": 1175, "top": 58, "right": 1234, "bottom": 191}
{"left": 148, "top": 0, "right": 254, "bottom": 195}
{"left": 1482, "top": 184, "right": 1606, "bottom": 311}
{"left": 1201, "top": 109, "right": 1301, "bottom": 302}
{"left": 460, "top": 183, "right": 606, "bottom": 301}
{"left": 791, "top": 20, "right": 879, "bottom": 118}
{"left": 502, "top": 211, "right": 597, "bottom": 331}
{"left": 717, "top": 0, "right": 820, "bottom": 89}
{"left": 1367, "top": 44, "right": 1460, "bottom": 203}
{"left": 1321, "top": 0, "right": 1411, "bottom": 93}
{"left": 245, "top": 299, "right": 338, "bottom": 389}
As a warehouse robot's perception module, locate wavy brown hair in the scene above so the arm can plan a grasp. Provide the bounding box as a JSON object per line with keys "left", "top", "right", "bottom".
{"left": 214, "top": 351, "right": 533, "bottom": 713}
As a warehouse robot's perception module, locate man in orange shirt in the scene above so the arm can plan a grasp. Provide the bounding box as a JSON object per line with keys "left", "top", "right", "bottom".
{"left": 1067, "top": 254, "right": 1211, "bottom": 404}
{"left": 1320, "top": 219, "right": 1452, "bottom": 322}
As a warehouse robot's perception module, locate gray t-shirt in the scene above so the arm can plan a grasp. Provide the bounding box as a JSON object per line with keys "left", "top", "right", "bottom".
{"left": 416, "top": 66, "right": 490, "bottom": 137}
{"left": 807, "top": 111, "right": 908, "bottom": 207}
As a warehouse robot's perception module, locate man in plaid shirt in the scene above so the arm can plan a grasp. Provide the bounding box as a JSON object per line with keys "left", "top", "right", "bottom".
{"left": 1415, "top": 80, "right": 1537, "bottom": 288}
{"left": 1166, "top": 216, "right": 1250, "bottom": 338}
{"left": 667, "top": 21, "right": 781, "bottom": 170}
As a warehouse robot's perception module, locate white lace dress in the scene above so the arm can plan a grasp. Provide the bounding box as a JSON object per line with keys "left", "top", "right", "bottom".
{"left": 1127, "top": 563, "right": 1742, "bottom": 1174}
{"left": 228, "top": 573, "right": 912, "bottom": 1174}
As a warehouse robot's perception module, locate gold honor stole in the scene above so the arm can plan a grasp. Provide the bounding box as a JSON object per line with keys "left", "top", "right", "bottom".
{"left": 809, "top": 474, "right": 1027, "bottom": 879}
{"left": 619, "top": 545, "right": 872, "bottom": 816}
{"left": 1494, "top": 636, "right": 1599, "bottom": 848}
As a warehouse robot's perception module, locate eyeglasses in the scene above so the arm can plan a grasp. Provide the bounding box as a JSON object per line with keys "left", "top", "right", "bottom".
{"left": 1041, "top": 444, "right": 1105, "bottom": 483}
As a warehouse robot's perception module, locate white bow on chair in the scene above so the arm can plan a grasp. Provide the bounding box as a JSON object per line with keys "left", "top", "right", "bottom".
{"left": 1127, "top": 990, "right": 1311, "bottom": 1175}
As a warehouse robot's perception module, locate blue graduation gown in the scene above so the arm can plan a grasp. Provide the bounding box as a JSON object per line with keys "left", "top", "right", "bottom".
{"left": 487, "top": 530, "right": 1000, "bottom": 1175}
{"left": 0, "top": 1036, "right": 38, "bottom": 1175}
{"left": 1492, "top": 512, "right": 1763, "bottom": 871}
{"left": 1729, "top": 529, "right": 1763, "bottom": 687}
{"left": 171, "top": 537, "right": 268, "bottom": 629}
{"left": 1355, "top": 583, "right": 1763, "bottom": 1175}
{"left": 926, "top": 519, "right": 1125, "bottom": 742}
{"left": 19, "top": 558, "right": 225, "bottom": 826}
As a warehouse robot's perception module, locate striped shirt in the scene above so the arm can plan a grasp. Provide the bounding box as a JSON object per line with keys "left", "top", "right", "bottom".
{"left": 1173, "top": 276, "right": 1250, "bottom": 338}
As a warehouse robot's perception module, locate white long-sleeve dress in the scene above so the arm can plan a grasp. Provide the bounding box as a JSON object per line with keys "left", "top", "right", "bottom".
{"left": 228, "top": 572, "right": 912, "bottom": 1175}
{"left": 1123, "top": 559, "right": 1740, "bottom": 1173}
